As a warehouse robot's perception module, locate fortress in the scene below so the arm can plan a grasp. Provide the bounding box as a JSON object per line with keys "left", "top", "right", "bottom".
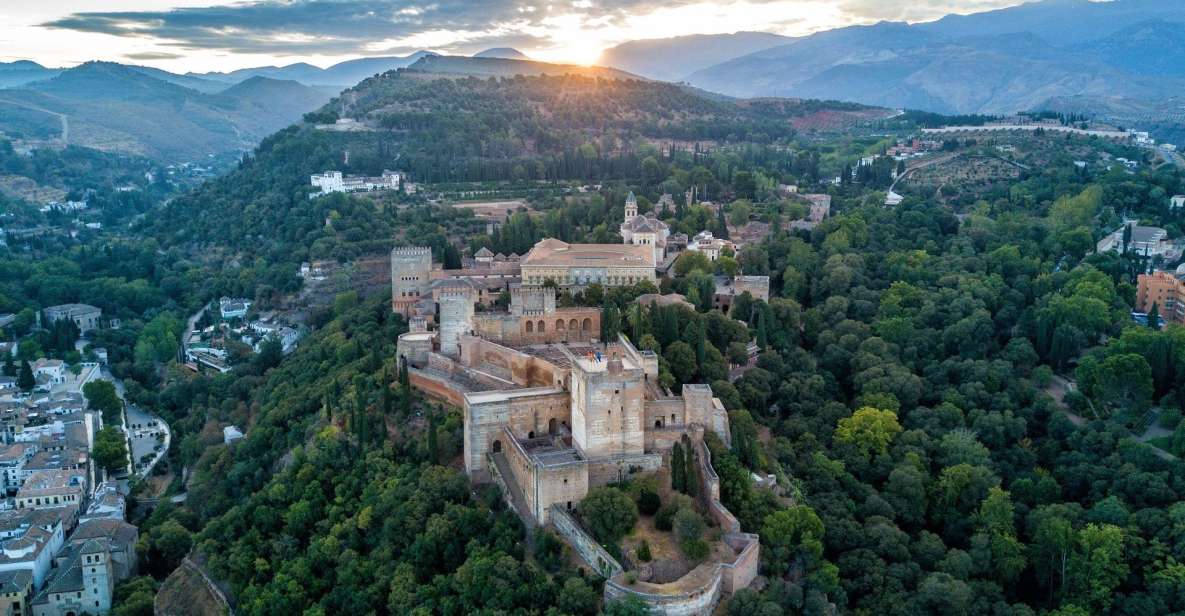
{"left": 393, "top": 242, "right": 759, "bottom": 615}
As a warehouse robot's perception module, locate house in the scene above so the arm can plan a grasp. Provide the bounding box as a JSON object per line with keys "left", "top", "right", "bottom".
{"left": 65, "top": 518, "right": 137, "bottom": 582}
{"left": 686, "top": 231, "right": 736, "bottom": 262}
{"left": 0, "top": 444, "right": 36, "bottom": 495}
{"left": 15, "top": 471, "right": 86, "bottom": 523}
{"left": 42, "top": 306, "right": 101, "bottom": 335}
{"left": 218, "top": 297, "right": 252, "bottom": 320}
{"left": 29, "top": 363, "right": 64, "bottom": 390}
{"left": 0, "top": 509, "right": 66, "bottom": 590}
{"left": 1137, "top": 271, "right": 1185, "bottom": 325}
{"left": 0, "top": 570, "right": 31, "bottom": 616}
{"left": 79, "top": 484, "right": 124, "bottom": 524}
{"left": 223, "top": 426, "right": 244, "bottom": 445}
{"left": 884, "top": 191, "right": 904, "bottom": 206}
{"left": 1096, "top": 223, "right": 1170, "bottom": 257}
{"left": 1171, "top": 195, "right": 1185, "bottom": 210}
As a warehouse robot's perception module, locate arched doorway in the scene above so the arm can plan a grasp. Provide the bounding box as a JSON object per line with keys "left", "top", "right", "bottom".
{"left": 655, "top": 419, "right": 663, "bottom": 428}
{"left": 528, "top": 431, "right": 535, "bottom": 439}
{"left": 492, "top": 440, "right": 502, "bottom": 453}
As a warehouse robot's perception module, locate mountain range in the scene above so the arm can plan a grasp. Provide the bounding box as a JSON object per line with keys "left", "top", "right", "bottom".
{"left": 0, "top": 62, "right": 335, "bottom": 162}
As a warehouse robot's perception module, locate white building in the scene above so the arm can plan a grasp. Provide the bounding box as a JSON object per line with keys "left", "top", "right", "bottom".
{"left": 223, "top": 425, "right": 244, "bottom": 445}
{"left": 686, "top": 231, "right": 736, "bottom": 262}
{"left": 1096, "top": 223, "right": 1170, "bottom": 257}
{"left": 310, "top": 170, "right": 401, "bottom": 196}
{"left": 1171, "top": 195, "right": 1185, "bottom": 210}
{"left": 219, "top": 297, "right": 252, "bottom": 320}
{"left": 618, "top": 192, "right": 670, "bottom": 265}
{"left": 885, "top": 191, "right": 904, "bottom": 206}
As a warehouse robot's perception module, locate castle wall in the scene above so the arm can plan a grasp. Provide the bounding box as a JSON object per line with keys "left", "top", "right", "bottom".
{"left": 462, "top": 388, "right": 569, "bottom": 475}
{"left": 550, "top": 506, "right": 624, "bottom": 579}
{"left": 459, "top": 336, "right": 567, "bottom": 388}
{"left": 473, "top": 308, "right": 600, "bottom": 346}
{"left": 438, "top": 289, "right": 474, "bottom": 356}
{"left": 645, "top": 400, "right": 686, "bottom": 431}
{"left": 604, "top": 566, "right": 722, "bottom": 616}
{"left": 396, "top": 332, "right": 435, "bottom": 367}
{"left": 586, "top": 453, "right": 663, "bottom": 486}
{"left": 408, "top": 368, "right": 466, "bottom": 407}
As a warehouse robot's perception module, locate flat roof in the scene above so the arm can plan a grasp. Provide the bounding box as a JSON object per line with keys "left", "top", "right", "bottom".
{"left": 463, "top": 386, "right": 565, "bottom": 405}
{"left": 522, "top": 239, "right": 655, "bottom": 269}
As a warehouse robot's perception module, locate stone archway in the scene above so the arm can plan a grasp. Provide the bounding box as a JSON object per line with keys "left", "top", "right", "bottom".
{"left": 582, "top": 318, "right": 592, "bottom": 332}
{"left": 492, "top": 440, "right": 502, "bottom": 453}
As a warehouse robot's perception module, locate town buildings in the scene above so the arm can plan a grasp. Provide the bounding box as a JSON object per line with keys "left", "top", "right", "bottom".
{"left": 218, "top": 297, "right": 252, "bottom": 320}
{"left": 42, "top": 306, "right": 101, "bottom": 335}
{"left": 1137, "top": 271, "right": 1185, "bottom": 325}
{"left": 686, "top": 231, "right": 736, "bottom": 261}
{"left": 310, "top": 170, "right": 401, "bottom": 196}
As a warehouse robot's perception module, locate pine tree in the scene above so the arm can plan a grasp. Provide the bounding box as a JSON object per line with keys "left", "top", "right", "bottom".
{"left": 1149, "top": 303, "right": 1161, "bottom": 330}
{"left": 17, "top": 360, "right": 33, "bottom": 392}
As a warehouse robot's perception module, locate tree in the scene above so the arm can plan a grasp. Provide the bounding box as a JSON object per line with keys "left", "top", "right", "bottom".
{"left": 673, "top": 508, "right": 706, "bottom": 543}
{"left": 84, "top": 380, "right": 123, "bottom": 424}
{"left": 1149, "top": 302, "right": 1161, "bottom": 329}
{"left": 579, "top": 487, "right": 638, "bottom": 544}
{"left": 834, "top": 407, "right": 902, "bottom": 458}
{"left": 1068, "top": 524, "right": 1127, "bottom": 613}
{"left": 93, "top": 426, "right": 128, "bottom": 473}
{"left": 671, "top": 441, "right": 686, "bottom": 492}
{"left": 664, "top": 341, "right": 697, "bottom": 385}
{"left": 17, "top": 359, "right": 33, "bottom": 392}
{"left": 2, "top": 354, "right": 13, "bottom": 377}
{"left": 601, "top": 299, "right": 622, "bottom": 341}
{"left": 762, "top": 505, "right": 825, "bottom": 576}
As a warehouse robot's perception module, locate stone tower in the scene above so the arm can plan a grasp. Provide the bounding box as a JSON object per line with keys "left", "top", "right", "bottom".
{"left": 568, "top": 349, "right": 645, "bottom": 458}
{"left": 437, "top": 283, "right": 475, "bottom": 356}
{"left": 81, "top": 540, "right": 114, "bottom": 613}
{"left": 390, "top": 246, "right": 433, "bottom": 315}
{"left": 624, "top": 191, "right": 638, "bottom": 219}
{"left": 510, "top": 284, "right": 556, "bottom": 316}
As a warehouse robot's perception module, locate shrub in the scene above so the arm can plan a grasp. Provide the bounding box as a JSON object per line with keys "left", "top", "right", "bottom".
{"left": 638, "top": 489, "right": 662, "bottom": 515}
{"left": 673, "top": 508, "right": 706, "bottom": 543}
{"left": 636, "top": 540, "right": 652, "bottom": 562}
{"left": 655, "top": 493, "right": 695, "bottom": 531}
{"left": 681, "top": 538, "right": 710, "bottom": 561}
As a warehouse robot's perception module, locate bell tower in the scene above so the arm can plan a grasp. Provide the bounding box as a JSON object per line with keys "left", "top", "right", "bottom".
{"left": 624, "top": 191, "right": 638, "bottom": 219}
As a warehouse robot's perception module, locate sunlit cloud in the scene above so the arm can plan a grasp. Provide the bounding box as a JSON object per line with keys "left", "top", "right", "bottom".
{"left": 10, "top": 0, "right": 1036, "bottom": 71}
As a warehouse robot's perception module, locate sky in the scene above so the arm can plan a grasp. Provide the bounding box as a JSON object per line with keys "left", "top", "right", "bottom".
{"left": 0, "top": 0, "right": 1033, "bottom": 72}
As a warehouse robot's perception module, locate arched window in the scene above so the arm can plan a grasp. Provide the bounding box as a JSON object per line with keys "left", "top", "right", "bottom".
{"left": 569, "top": 319, "right": 579, "bottom": 331}
{"left": 537, "top": 320, "right": 545, "bottom": 333}
{"left": 525, "top": 321, "right": 533, "bottom": 333}
{"left": 556, "top": 319, "right": 565, "bottom": 330}
{"left": 582, "top": 318, "right": 592, "bottom": 332}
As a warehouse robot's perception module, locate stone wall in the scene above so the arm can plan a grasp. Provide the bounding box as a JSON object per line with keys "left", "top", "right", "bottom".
{"left": 438, "top": 288, "right": 475, "bottom": 356}
{"left": 570, "top": 357, "right": 646, "bottom": 458}
{"left": 408, "top": 368, "right": 466, "bottom": 407}
{"left": 458, "top": 336, "right": 566, "bottom": 388}
{"left": 586, "top": 452, "right": 663, "bottom": 487}
{"left": 549, "top": 506, "right": 623, "bottom": 579}
{"left": 604, "top": 568, "right": 722, "bottom": 616}
{"left": 396, "top": 332, "right": 434, "bottom": 367}
{"left": 462, "top": 388, "right": 569, "bottom": 475}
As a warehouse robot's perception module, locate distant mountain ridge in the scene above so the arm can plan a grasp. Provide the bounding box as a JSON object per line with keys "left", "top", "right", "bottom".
{"left": 190, "top": 52, "right": 435, "bottom": 87}
{"left": 678, "top": 0, "right": 1185, "bottom": 115}
{"left": 598, "top": 32, "right": 791, "bottom": 82}
{"left": 404, "top": 55, "right": 642, "bottom": 81}
{"left": 0, "top": 62, "right": 333, "bottom": 162}
{"left": 473, "top": 48, "right": 529, "bottom": 60}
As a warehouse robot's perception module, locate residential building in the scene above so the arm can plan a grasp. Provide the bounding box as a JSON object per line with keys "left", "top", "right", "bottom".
{"left": 1171, "top": 195, "right": 1185, "bottom": 210}
{"left": 686, "top": 231, "right": 736, "bottom": 261}
{"left": 42, "top": 306, "right": 101, "bottom": 335}
{"left": 0, "top": 510, "right": 65, "bottom": 590}
{"left": 15, "top": 471, "right": 85, "bottom": 523}
{"left": 885, "top": 191, "right": 904, "bottom": 206}
{"left": 0, "top": 570, "right": 31, "bottom": 616}
{"left": 223, "top": 426, "right": 244, "bottom": 445}
{"left": 218, "top": 297, "right": 252, "bottom": 320}
{"left": 65, "top": 519, "right": 137, "bottom": 582}
{"left": 0, "top": 445, "right": 36, "bottom": 496}
{"left": 1137, "top": 271, "right": 1185, "bottom": 325}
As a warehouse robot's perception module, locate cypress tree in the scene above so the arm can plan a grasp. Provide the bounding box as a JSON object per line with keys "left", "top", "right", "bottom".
{"left": 427, "top": 411, "right": 439, "bottom": 464}
{"left": 670, "top": 441, "right": 685, "bottom": 493}
{"left": 17, "top": 360, "right": 33, "bottom": 392}
{"left": 755, "top": 309, "right": 768, "bottom": 350}
{"left": 1149, "top": 303, "right": 1161, "bottom": 330}
{"left": 2, "top": 354, "right": 13, "bottom": 377}
{"left": 695, "top": 319, "right": 706, "bottom": 370}
{"left": 685, "top": 445, "right": 699, "bottom": 497}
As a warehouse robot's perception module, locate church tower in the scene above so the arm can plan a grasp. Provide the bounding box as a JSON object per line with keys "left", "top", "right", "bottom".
{"left": 624, "top": 191, "right": 638, "bottom": 219}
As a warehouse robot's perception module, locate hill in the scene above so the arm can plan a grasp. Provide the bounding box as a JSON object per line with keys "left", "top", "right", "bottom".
{"left": 0, "top": 62, "right": 333, "bottom": 162}
{"left": 0, "top": 60, "right": 61, "bottom": 88}
{"left": 474, "top": 48, "right": 529, "bottom": 60}
{"left": 598, "top": 31, "right": 792, "bottom": 82}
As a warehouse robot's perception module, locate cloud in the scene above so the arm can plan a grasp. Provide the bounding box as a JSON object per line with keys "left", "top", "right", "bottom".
{"left": 123, "top": 51, "right": 185, "bottom": 61}
{"left": 837, "top": 0, "right": 1026, "bottom": 22}
{"left": 40, "top": 0, "right": 685, "bottom": 56}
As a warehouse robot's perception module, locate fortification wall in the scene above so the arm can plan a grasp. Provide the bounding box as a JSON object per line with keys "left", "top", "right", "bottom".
{"left": 550, "top": 506, "right": 623, "bottom": 579}
{"left": 604, "top": 567, "right": 722, "bottom": 616}
{"left": 408, "top": 368, "right": 465, "bottom": 407}
{"left": 462, "top": 388, "right": 568, "bottom": 475}
{"left": 586, "top": 452, "right": 663, "bottom": 486}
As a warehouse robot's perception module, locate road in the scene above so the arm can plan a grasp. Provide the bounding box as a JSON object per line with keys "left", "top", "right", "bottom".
{"left": 1156, "top": 145, "right": 1185, "bottom": 169}
{"left": 103, "top": 366, "right": 171, "bottom": 480}
{"left": 182, "top": 303, "right": 209, "bottom": 357}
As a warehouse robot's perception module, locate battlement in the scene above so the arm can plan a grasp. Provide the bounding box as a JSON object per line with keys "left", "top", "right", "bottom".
{"left": 391, "top": 246, "right": 432, "bottom": 257}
